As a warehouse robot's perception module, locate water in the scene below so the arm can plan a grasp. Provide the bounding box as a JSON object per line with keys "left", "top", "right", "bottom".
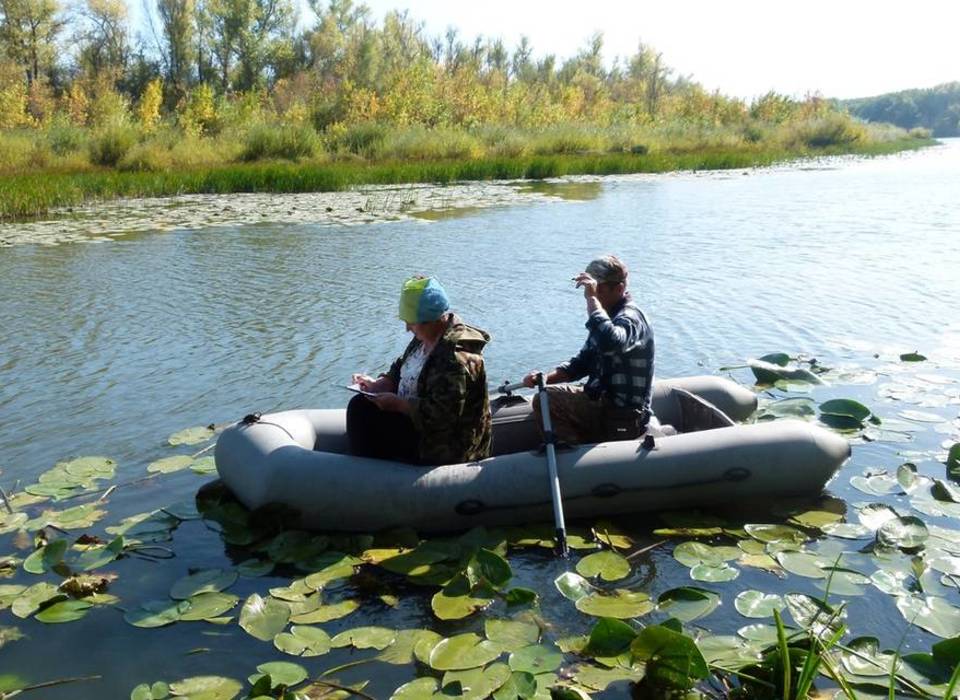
{"left": 1, "top": 141, "right": 959, "bottom": 697}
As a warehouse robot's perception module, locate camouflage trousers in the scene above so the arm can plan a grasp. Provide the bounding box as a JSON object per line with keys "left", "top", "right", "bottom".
{"left": 531, "top": 384, "right": 650, "bottom": 445}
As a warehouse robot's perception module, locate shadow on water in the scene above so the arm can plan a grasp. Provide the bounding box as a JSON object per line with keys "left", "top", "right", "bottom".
{"left": 514, "top": 181, "right": 604, "bottom": 201}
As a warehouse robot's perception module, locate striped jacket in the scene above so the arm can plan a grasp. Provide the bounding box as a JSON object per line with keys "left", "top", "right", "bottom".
{"left": 559, "top": 293, "right": 655, "bottom": 410}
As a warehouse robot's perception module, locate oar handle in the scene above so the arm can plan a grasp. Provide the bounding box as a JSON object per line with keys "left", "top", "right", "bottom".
{"left": 533, "top": 372, "right": 569, "bottom": 558}
{"left": 497, "top": 380, "right": 528, "bottom": 395}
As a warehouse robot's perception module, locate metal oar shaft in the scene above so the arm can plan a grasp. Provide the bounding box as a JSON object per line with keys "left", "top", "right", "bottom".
{"left": 535, "top": 374, "right": 569, "bottom": 557}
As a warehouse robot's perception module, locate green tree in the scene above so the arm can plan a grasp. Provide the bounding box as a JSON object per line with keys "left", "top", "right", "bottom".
{"left": 76, "top": 0, "right": 130, "bottom": 80}
{"left": 0, "top": 0, "right": 64, "bottom": 85}
{"left": 156, "top": 0, "right": 195, "bottom": 97}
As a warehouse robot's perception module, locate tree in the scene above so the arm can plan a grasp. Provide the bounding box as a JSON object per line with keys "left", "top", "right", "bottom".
{"left": 156, "top": 0, "right": 195, "bottom": 96}
{"left": 76, "top": 0, "right": 130, "bottom": 80}
{"left": 0, "top": 0, "right": 64, "bottom": 85}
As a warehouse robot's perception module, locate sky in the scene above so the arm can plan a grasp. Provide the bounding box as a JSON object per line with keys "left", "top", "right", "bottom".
{"left": 349, "top": 0, "right": 960, "bottom": 100}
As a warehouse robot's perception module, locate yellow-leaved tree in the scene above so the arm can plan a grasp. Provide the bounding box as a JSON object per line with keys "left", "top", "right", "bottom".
{"left": 138, "top": 79, "right": 163, "bottom": 132}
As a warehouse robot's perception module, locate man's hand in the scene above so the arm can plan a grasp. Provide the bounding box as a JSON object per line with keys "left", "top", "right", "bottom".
{"left": 368, "top": 392, "right": 411, "bottom": 414}
{"left": 574, "top": 272, "right": 598, "bottom": 299}
{"left": 521, "top": 371, "right": 542, "bottom": 388}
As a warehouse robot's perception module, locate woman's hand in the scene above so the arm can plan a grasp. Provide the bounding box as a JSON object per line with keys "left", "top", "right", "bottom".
{"left": 368, "top": 392, "right": 411, "bottom": 414}
{"left": 351, "top": 373, "right": 377, "bottom": 390}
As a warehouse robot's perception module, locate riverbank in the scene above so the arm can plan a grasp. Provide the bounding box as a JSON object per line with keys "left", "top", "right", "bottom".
{"left": 0, "top": 135, "right": 933, "bottom": 222}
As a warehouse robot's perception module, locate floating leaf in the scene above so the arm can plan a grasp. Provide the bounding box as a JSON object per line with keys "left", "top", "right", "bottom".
{"left": 168, "top": 425, "right": 215, "bottom": 446}
{"left": 274, "top": 625, "right": 332, "bottom": 657}
{"left": 840, "top": 637, "right": 899, "bottom": 676}
{"left": 877, "top": 516, "right": 929, "bottom": 550}
{"left": 820, "top": 522, "right": 871, "bottom": 539}
{"left": 947, "top": 443, "right": 960, "bottom": 476}
{"left": 696, "top": 634, "right": 763, "bottom": 668}
{"left": 508, "top": 644, "right": 562, "bottom": 674}
{"left": 429, "top": 633, "right": 503, "bottom": 671}
{"left": 819, "top": 399, "right": 872, "bottom": 422}
{"left": 576, "top": 551, "right": 630, "bottom": 582}
{"left": 469, "top": 548, "right": 512, "bottom": 588}
{"left": 734, "top": 590, "right": 785, "bottom": 619}
{"left": 575, "top": 590, "right": 654, "bottom": 619}
{"left": 932, "top": 479, "right": 960, "bottom": 503}
{"left": 775, "top": 551, "right": 828, "bottom": 579}
{"left": 147, "top": 455, "right": 194, "bottom": 474}
{"left": 34, "top": 599, "right": 92, "bottom": 624}
{"left": 291, "top": 598, "right": 359, "bottom": 624}
{"left": 378, "top": 629, "right": 441, "bottom": 665}
{"left": 673, "top": 541, "right": 740, "bottom": 567}
{"left": 758, "top": 397, "right": 817, "bottom": 420}
{"left": 238, "top": 593, "right": 290, "bottom": 641}
{"left": 591, "top": 521, "right": 633, "bottom": 549}
{"left": 237, "top": 558, "right": 274, "bottom": 577}
{"left": 485, "top": 619, "right": 540, "bottom": 649}
{"left": 390, "top": 677, "right": 438, "bottom": 700}
{"left": 124, "top": 599, "right": 189, "bottom": 628}
{"left": 749, "top": 359, "right": 821, "bottom": 385}
{"left": 170, "top": 568, "right": 237, "bottom": 600}
{"left": 190, "top": 456, "right": 217, "bottom": 475}
{"left": 816, "top": 567, "right": 870, "bottom": 596}
{"left": 857, "top": 503, "right": 900, "bottom": 531}
{"left": 582, "top": 618, "right": 637, "bottom": 657}
{"left": 250, "top": 661, "right": 307, "bottom": 687}
{"left": 330, "top": 626, "right": 396, "bottom": 650}
{"left": 784, "top": 593, "right": 845, "bottom": 637}
{"left": 167, "top": 676, "right": 242, "bottom": 699}
{"left": 850, "top": 474, "right": 901, "bottom": 497}
{"left": 180, "top": 592, "right": 239, "bottom": 621}
{"left": 443, "top": 663, "right": 512, "bottom": 700}
{"left": 0, "top": 585, "right": 26, "bottom": 610}
{"left": 896, "top": 595, "right": 960, "bottom": 638}
{"left": 23, "top": 538, "right": 69, "bottom": 575}
{"left": 899, "top": 352, "right": 927, "bottom": 362}
{"left": 657, "top": 587, "right": 719, "bottom": 622}
{"left": 690, "top": 563, "right": 739, "bottom": 582}
{"left": 431, "top": 574, "right": 494, "bottom": 620}
{"left": 573, "top": 664, "right": 644, "bottom": 691}
{"left": 504, "top": 588, "right": 538, "bottom": 607}
{"left": 630, "top": 625, "right": 709, "bottom": 689}
{"left": 11, "top": 582, "right": 62, "bottom": 618}
{"left": 554, "top": 572, "right": 594, "bottom": 602}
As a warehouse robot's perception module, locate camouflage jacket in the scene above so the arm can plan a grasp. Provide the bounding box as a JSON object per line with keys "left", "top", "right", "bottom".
{"left": 384, "top": 314, "right": 492, "bottom": 465}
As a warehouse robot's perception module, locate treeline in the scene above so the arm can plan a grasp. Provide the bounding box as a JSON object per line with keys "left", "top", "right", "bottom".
{"left": 2, "top": 0, "right": 864, "bottom": 136}
{"left": 841, "top": 82, "right": 960, "bottom": 137}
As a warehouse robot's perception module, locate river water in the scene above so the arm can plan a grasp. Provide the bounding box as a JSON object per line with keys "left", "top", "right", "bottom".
{"left": 1, "top": 141, "right": 959, "bottom": 696}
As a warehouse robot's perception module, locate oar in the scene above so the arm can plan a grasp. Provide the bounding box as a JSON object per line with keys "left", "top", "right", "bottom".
{"left": 498, "top": 375, "right": 570, "bottom": 557}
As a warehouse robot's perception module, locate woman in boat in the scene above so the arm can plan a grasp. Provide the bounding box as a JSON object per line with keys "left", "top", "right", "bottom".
{"left": 347, "top": 276, "right": 492, "bottom": 465}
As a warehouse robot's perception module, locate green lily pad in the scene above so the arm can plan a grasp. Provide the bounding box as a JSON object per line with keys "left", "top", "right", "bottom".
{"left": 237, "top": 558, "right": 274, "bottom": 577}
{"left": 485, "top": 619, "right": 541, "bottom": 649}
{"left": 857, "top": 503, "right": 900, "bottom": 530}
{"left": 759, "top": 397, "right": 817, "bottom": 419}
{"left": 554, "top": 572, "right": 594, "bottom": 602}
{"left": 429, "top": 633, "right": 503, "bottom": 671}
{"left": 737, "top": 624, "right": 783, "bottom": 644}
{"left": 34, "top": 599, "right": 93, "bottom": 624}
{"left": 840, "top": 637, "right": 899, "bottom": 676}
{"left": 147, "top": 455, "right": 194, "bottom": 474}
{"left": 11, "top": 582, "right": 62, "bottom": 618}
{"left": 816, "top": 567, "right": 870, "bottom": 596}
{"left": 734, "top": 590, "right": 785, "bottom": 618}
{"left": 508, "top": 644, "right": 562, "bottom": 674}
{"left": 573, "top": 664, "right": 644, "bottom": 691}
{"left": 303, "top": 553, "right": 359, "bottom": 588}
{"left": 630, "top": 624, "right": 709, "bottom": 689}
{"left": 695, "top": 634, "right": 763, "bottom": 668}
{"left": 180, "top": 592, "right": 239, "bottom": 621}
{"left": 492, "top": 671, "right": 538, "bottom": 700}
{"left": 784, "top": 593, "right": 846, "bottom": 637}
{"left": 946, "top": 443, "right": 960, "bottom": 476}
{"left": 168, "top": 425, "right": 216, "bottom": 446}
{"left": 690, "top": 562, "right": 739, "bottom": 582}
{"left": 819, "top": 398, "right": 872, "bottom": 422}
{"left": 932, "top": 479, "right": 960, "bottom": 503}
{"left": 238, "top": 593, "right": 290, "bottom": 641}
{"left": 379, "top": 629, "right": 441, "bottom": 665}
{"left": 0, "top": 585, "right": 26, "bottom": 610}
{"left": 124, "top": 599, "right": 189, "bottom": 628}
{"left": 431, "top": 574, "right": 495, "bottom": 620}
{"left": 820, "top": 522, "right": 872, "bottom": 539}
{"left": 851, "top": 474, "right": 901, "bottom": 496}
{"left": 469, "top": 548, "right": 512, "bottom": 588}
{"left": 673, "top": 541, "right": 740, "bottom": 567}
{"left": 167, "top": 676, "right": 242, "bottom": 699}
{"left": 744, "top": 523, "right": 808, "bottom": 545}
{"left": 291, "top": 598, "right": 359, "bottom": 624}
{"left": 900, "top": 352, "right": 927, "bottom": 362}
{"left": 0, "top": 511, "right": 28, "bottom": 535}
{"left": 877, "top": 516, "right": 929, "bottom": 550}
{"left": 575, "top": 551, "right": 630, "bottom": 582}
{"left": 249, "top": 661, "right": 307, "bottom": 687}
{"left": 23, "top": 538, "right": 69, "bottom": 574}
{"left": 171, "top": 568, "right": 237, "bottom": 600}
{"left": 582, "top": 618, "right": 637, "bottom": 657}
{"left": 443, "top": 663, "right": 512, "bottom": 700}
{"left": 896, "top": 595, "right": 960, "bottom": 638}
{"left": 390, "top": 677, "right": 438, "bottom": 700}
{"left": 191, "top": 456, "right": 218, "bottom": 475}
{"left": 28, "top": 504, "right": 106, "bottom": 530}
{"left": 575, "top": 590, "right": 654, "bottom": 619}
{"left": 775, "top": 551, "right": 827, "bottom": 578}
{"left": 657, "top": 587, "right": 720, "bottom": 622}
{"left": 0, "top": 626, "right": 24, "bottom": 650}
{"left": 273, "top": 625, "right": 332, "bottom": 657}
{"left": 330, "top": 625, "right": 396, "bottom": 650}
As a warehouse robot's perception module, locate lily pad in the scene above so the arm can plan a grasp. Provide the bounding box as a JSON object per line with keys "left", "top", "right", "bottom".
{"left": 877, "top": 516, "right": 929, "bottom": 550}
{"left": 896, "top": 595, "right": 960, "bottom": 638}
{"left": 238, "top": 593, "right": 290, "bottom": 641}
{"left": 673, "top": 541, "right": 740, "bottom": 567}
{"left": 167, "top": 676, "right": 242, "bottom": 699}
{"left": 900, "top": 352, "right": 927, "bottom": 362}
{"left": 508, "top": 644, "right": 563, "bottom": 674}
{"left": 330, "top": 626, "right": 396, "bottom": 650}
{"left": 554, "top": 572, "right": 594, "bottom": 602}
{"left": 125, "top": 600, "right": 190, "bottom": 628}
{"left": 469, "top": 548, "right": 512, "bottom": 588}
{"left": 378, "top": 629, "right": 442, "bottom": 665}
{"left": 573, "top": 664, "right": 644, "bottom": 691}
{"left": 180, "top": 592, "right": 239, "bottom": 621}
{"left": 34, "top": 599, "right": 93, "bottom": 624}
{"left": 840, "top": 637, "right": 899, "bottom": 676}
{"left": 390, "top": 677, "right": 438, "bottom": 700}
{"left": 237, "top": 558, "right": 274, "bottom": 577}
{"left": 690, "top": 562, "right": 739, "bottom": 582}
{"left": 819, "top": 398, "right": 873, "bottom": 422}
{"left": 485, "top": 619, "right": 541, "bottom": 649}
{"left": 168, "top": 425, "right": 215, "bottom": 446}
{"left": 11, "top": 582, "right": 62, "bottom": 618}
{"left": 630, "top": 624, "right": 709, "bottom": 689}
{"left": 23, "top": 538, "right": 69, "bottom": 575}
{"left": 775, "top": 551, "right": 828, "bottom": 579}
{"left": 820, "top": 522, "right": 872, "bottom": 539}
{"left": 147, "top": 455, "right": 194, "bottom": 474}
{"left": 575, "top": 551, "right": 630, "bottom": 582}
{"left": 857, "top": 503, "right": 900, "bottom": 530}
{"left": 657, "top": 587, "right": 719, "bottom": 622}
{"left": 249, "top": 661, "right": 307, "bottom": 687}
{"left": 291, "top": 598, "right": 360, "bottom": 624}
{"left": 431, "top": 574, "right": 495, "bottom": 620}
{"left": 784, "top": 593, "right": 846, "bottom": 637}
{"left": 429, "top": 633, "right": 503, "bottom": 671}
{"left": 575, "top": 590, "right": 654, "bottom": 619}
{"left": 734, "top": 590, "right": 785, "bottom": 618}
{"left": 170, "top": 568, "right": 237, "bottom": 600}
{"left": 443, "top": 663, "right": 512, "bottom": 700}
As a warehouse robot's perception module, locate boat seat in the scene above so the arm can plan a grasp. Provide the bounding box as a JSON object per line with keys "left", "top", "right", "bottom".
{"left": 673, "top": 388, "right": 736, "bottom": 433}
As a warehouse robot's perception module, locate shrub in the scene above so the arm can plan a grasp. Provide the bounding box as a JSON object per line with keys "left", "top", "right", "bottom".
{"left": 0, "top": 130, "right": 35, "bottom": 170}
{"left": 0, "top": 82, "right": 31, "bottom": 128}
{"left": 379, "top": 126, "right": 482, "bottom": 160}
{"left": 790, "top": 113, "right": 866, "bottom": 148}
{"left": 530, "top": 125, "right": 604, "bottom": 155}
{"left": 88, "top": 88, "right": 130, "bottom": 128}
{"left": 333, "top": 122, "right": 389, "bottom": 157}
{"left": 909, "top": 126, "right": 932, "bottom": 139}
{"left": 88, "top": 125, "right": 139, "bottom": 166}
{"left": 240, "top": 123, "right": 320, "bottom": 162}
{"left": 45, "top": 117, "right": 87, "bottom": 155}
{"left": 138, "top": 79, "right": 163, "bottom": 133}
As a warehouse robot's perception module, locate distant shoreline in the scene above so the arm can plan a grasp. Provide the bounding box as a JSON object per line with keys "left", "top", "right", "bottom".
{"left": 0, "top": 137, "right": 933, "bottom": 223}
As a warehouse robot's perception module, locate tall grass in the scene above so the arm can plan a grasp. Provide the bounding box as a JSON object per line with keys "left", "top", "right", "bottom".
{"left": 0, "top": 117, "right": 935, "bottom": 221}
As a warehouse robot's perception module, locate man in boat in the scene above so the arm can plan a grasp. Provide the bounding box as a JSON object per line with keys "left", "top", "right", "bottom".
{"left": 523, "top": 254, "right": 655, "bottom": 444}
{"left": 347, "top": 276, "right": 493, "bottom": 465}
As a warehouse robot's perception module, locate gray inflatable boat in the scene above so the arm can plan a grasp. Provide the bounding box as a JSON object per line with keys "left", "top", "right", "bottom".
{"left": 214, "top": 376, "right": 849, "bottom": 532}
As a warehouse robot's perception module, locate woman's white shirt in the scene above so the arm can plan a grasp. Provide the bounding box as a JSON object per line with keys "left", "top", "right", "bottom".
{"left": 397, "top": 344, "right": 430, "bottom": 399}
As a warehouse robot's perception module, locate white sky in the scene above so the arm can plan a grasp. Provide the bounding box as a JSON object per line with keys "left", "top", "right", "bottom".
{"left": 355, "top": 0, "right": 960, "bottom": 100}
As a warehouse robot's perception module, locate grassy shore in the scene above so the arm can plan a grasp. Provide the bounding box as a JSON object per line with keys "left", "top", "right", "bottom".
{"left": 0, "top": 134, "right": 934, "bottom": 222}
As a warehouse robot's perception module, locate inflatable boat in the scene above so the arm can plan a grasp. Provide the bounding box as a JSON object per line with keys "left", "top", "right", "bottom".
{"left": 214, "top": 376, "right": 849, "bottom": 532}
